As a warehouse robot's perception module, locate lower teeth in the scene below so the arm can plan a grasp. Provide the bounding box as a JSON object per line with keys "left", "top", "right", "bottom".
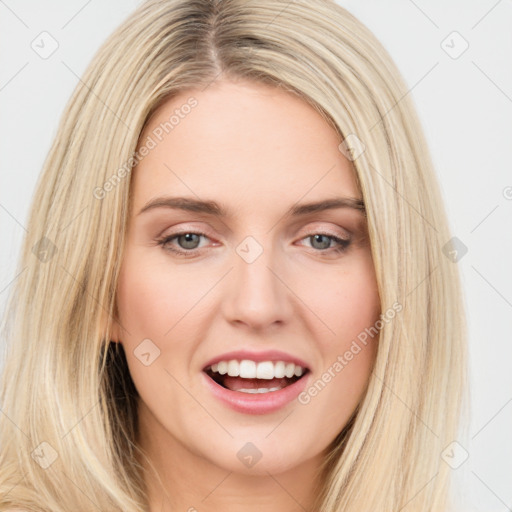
{"left": 237, "top": 387, "right": 282, "bottom": 394}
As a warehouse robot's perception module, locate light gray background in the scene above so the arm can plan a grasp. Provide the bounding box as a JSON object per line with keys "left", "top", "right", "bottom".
{"left": 1, "top": 1, "right": 511, "bottom": 511}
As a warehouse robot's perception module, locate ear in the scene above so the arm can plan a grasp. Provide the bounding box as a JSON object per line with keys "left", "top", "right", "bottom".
{"left": 110, "top": 319, "right": 122, "bottom": 344}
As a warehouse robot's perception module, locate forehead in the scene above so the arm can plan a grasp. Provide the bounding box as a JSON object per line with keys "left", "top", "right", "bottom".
{"left": 131, "top": 79, "right": 359, "bottom": 211}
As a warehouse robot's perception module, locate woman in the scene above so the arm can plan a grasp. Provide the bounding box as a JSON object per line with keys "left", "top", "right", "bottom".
{"left": 0, "top": 0, "right": 468, "bottom": 510}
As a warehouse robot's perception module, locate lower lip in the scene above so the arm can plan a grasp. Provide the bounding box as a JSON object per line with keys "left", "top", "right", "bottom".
{"left": 201, "top": 371, "right": 310, "bottom": 415}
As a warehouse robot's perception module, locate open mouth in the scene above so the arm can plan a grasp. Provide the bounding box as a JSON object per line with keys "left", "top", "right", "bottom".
{"left": 203, "top": 360, "right": 310, "bottom": 394}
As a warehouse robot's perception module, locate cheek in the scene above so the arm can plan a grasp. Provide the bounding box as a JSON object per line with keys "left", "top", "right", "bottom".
{"left": 116, "top": 254, "right": 198, "bottom": 337}
{"left": 335, "top": 268, "right": 380, "bottom": 337}
{"left": 115, "top": 252, "right": 215, "bottom": 395}
{"left": 117, "top": 275, "right": 168, "bottom": 336}
{"left": 301, "top": 254, "right": 380, "bottom": 341}
{"left": 295, "top": 255, "right": 380, "bottom": 422}
{"left": 114, "top": 255, "right": 198, "bottom": 404}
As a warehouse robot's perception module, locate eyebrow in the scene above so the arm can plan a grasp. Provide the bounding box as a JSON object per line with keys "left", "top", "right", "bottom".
{"left": 137, "top": 196, "right": 365, "bottom": 217}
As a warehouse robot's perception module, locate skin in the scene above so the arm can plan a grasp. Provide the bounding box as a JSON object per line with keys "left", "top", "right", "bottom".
{"left": 111, "top": 78, "right": 381, "bottom": 512}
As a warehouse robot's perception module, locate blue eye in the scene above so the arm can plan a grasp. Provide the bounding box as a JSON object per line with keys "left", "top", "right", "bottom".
{"left": 304, "top": 233, "right": 351, "bottom": 253}
{"left": 157, "top": 232, "right": 209, "bottom": 256}
{"left": 171, "top": 232, "right": 203, "bottom": 250}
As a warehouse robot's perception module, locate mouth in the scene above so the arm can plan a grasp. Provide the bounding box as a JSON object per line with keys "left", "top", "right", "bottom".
{"left": 203, "top": 359, "right": 310, "bottom": 394}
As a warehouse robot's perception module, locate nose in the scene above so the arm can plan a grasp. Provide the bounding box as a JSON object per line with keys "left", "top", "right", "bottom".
{"left": 222, "top": 240, "right": 294, "bottom": 331}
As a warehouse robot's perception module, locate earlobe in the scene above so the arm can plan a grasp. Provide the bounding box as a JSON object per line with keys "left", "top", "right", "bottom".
{"left": 99, "top": 307, "right": 122, "bottom": 344}
{"left": 109, "top": 318, "right": 123, "bottom": 344}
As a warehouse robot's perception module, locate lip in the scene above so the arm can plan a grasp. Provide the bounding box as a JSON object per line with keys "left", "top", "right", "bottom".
{"left": 202, "top": 349, "right": 310, "bottom": 371}
{"left": 201, "top": 369, "right": 310, "bottom": 415}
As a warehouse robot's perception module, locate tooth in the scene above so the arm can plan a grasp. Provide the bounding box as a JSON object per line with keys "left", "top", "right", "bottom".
{"left": 211, "top": 359, "right": 306, "bottom": 379}
{"left": 274, "top": 361, "right": 286, "bottom": 378}
{"left": 227, "top": 360, "right": 239, "bottom": 377}
{"left": 284, "top": 363, "right": 295, "bottom": 378}
{"left": 236, "top": 385, "right": 284, "bottom": 393}
{"left": 256, "top": 361, "right": 275, "bottom": 379}
{"left": 239, "top": 360, "right": 257, "bottom": 378}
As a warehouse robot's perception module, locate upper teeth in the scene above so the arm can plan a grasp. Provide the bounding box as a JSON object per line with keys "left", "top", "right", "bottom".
{"left": 209, "top": 360, "right": 305, "bottom": 379}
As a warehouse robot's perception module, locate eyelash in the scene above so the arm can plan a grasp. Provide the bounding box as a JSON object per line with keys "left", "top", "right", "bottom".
{"left": 156, "top": 231, "right": 351, "bottom": 257}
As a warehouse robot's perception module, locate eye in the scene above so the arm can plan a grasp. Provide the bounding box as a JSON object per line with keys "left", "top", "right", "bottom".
{"left": 299, "top": 233, "right": 351, "bottom": 254}
{"left": 157, "top": 231, "right": 211, "bottom": 257}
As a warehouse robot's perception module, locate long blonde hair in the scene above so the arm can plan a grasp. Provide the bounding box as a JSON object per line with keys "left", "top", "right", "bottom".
{"left": 0, "top": 0, "right": 468, "bottom": 510}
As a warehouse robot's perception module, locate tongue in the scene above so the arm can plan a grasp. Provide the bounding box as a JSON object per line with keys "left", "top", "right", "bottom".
{"left": 223, "top": 376, "right": 292, "bottom": 392}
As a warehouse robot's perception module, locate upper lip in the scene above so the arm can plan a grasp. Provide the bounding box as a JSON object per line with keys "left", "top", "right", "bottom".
{"left": 202, "top": 349, "right": 310, "bottom": 371}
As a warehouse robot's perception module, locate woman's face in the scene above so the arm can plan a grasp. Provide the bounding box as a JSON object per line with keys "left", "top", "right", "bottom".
{"left": 113, "top": 78, "right": 380, "bottom": 477}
